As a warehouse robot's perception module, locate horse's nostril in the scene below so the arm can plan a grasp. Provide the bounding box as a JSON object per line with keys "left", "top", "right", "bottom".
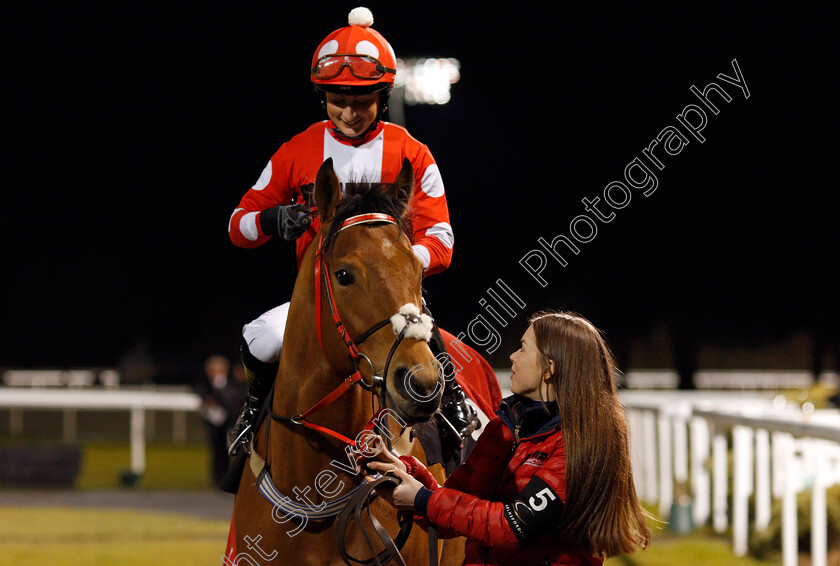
{"left": 394, "top": 365, "right": 441, "bottom": 405}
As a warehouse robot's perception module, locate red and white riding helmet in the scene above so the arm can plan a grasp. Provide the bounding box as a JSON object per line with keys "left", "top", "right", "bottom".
{"left": 311, "top": 7, "right": 397, "bottom": 93}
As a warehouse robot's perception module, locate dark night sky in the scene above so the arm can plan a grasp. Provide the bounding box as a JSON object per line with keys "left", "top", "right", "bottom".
{"left": 2, "top": 3, "right": 837, "bottom": 382}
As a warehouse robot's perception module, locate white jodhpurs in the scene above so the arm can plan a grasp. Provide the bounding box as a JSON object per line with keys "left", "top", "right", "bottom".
{"left": 242, "top": 302, "right": 290, "bottom": 364}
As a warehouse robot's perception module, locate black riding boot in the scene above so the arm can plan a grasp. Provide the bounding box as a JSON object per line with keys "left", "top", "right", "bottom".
{"left": 435, "top": 351, "right": 481, "bottom": 463}
{"left": 424, "top": 304, "right": 481, "bottom": 468}
{"left": 227, "top": 338, "right": 278, "bottom": 456}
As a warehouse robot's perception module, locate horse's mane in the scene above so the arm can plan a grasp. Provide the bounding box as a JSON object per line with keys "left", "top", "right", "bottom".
{"left": 321, "top": 181, "right": 413, "bottom": 252}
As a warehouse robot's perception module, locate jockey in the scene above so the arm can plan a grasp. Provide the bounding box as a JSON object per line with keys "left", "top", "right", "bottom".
{"left": 227, "top": 7, "right": 478, "bottom": 458}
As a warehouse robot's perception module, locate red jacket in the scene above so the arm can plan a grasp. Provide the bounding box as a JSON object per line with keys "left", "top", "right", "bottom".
{"left": 228, "top": 120, "right": 453, "bottom": 275}
{"left": 402, "top": 396, "right": 603, "bottom": 566}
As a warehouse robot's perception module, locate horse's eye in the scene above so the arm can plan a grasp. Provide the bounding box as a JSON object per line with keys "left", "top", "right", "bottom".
{"left": 335, "top": 269, "right": 355, "bottom": 286}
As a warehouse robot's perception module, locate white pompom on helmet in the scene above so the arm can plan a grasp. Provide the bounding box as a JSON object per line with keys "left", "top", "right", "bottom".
{"left": 310, "top": 7, "right": 397, "bottom": 93}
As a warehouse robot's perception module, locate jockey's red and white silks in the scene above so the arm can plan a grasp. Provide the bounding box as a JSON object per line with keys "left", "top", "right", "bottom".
{"left": 229, "top": 120, "right": 453, "bottom": 275}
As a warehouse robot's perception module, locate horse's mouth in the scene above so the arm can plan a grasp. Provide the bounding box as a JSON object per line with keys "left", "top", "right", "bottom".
{"left": 384, "top": 388, "right": 441, "bottom": 425}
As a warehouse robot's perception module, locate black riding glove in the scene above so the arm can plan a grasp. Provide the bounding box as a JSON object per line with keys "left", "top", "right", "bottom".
{"left": 259, "top": 204, "right": 313, "bottom": 240}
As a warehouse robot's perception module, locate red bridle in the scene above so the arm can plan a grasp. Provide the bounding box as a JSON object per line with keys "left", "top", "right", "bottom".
{"left": 270, "top": 213, "right": 407, "bottom": 447}
{"left": 314, "top": 212, "right": 399, "bottom": 358}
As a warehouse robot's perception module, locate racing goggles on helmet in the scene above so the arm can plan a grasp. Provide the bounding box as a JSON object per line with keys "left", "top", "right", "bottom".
{"left": 312, "top": 54, "right": 397, "bottom": 81}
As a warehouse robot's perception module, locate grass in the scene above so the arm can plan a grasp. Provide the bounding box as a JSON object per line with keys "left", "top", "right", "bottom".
{"left": 602, "top": 503, "right": 777, "bottom": 566}
{"left": 1, "top": 443, "right": 226, "bottom": 564}
{"left": 0, "top": 507, "right": 228, "bottom": 566}
{"left": 0, "top": 506, "right": 782, "bottom": 566}
{"left": 3, "top": 442, "right": 828, "bottom": 564}
{"left": 76, "top": 442, "right": 212, "bottom": 490}
{"left": 605, "top": 530, "right": 777, "bottom": 566}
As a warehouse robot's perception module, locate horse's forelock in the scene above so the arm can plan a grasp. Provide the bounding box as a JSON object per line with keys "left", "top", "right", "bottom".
{"left": 321, "top": 182, "right": 412, "bottom": 252}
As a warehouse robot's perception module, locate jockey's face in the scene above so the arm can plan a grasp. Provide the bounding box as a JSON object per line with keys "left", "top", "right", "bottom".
{"left": 325, "top": 92, "right": 380, "bottom": 137}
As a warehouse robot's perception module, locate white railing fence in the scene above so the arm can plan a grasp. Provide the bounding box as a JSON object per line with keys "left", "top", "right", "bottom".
{"left": 0, "top": 388, "right": 201, "bottom": 476}
{"left": 622, "top": 390, "right": 840, "bottom": 566}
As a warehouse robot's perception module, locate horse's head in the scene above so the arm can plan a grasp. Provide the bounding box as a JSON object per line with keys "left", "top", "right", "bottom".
{"left": 311, "top": 157, "right": 442, "bottom": 424}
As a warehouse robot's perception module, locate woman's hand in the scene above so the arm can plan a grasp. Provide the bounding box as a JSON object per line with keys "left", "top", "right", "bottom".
{"left": 367, "top": 467, "right": 423, "bottom": 511}
{"left": 352, "top": 435, "right": 407, "bottom": 475}
{"left": 354, "top": 437, "right": 418, "bottom": 511}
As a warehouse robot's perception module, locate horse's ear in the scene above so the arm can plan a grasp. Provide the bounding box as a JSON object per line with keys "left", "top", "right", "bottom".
{"left": 392, "top": 158, "right": 415, "bottom": 217}
{"left": 315, "top": 158, "right": 342, "bottom": 223}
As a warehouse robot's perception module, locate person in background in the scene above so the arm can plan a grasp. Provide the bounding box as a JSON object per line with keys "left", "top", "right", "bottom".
{"left": 196, "top": 355, "right": 246, "bottom": 486}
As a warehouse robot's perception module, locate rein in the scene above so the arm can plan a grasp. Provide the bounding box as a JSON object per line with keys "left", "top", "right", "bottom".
{"left": 335, "top": 474, "right": 414, "bottom": 566}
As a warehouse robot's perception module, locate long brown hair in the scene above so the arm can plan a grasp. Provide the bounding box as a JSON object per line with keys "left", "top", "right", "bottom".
{"left": 529, "top": 311, "right": 650, "bottom": 557}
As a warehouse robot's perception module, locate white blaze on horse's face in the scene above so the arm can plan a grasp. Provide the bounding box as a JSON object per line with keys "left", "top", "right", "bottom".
{"left": 380, "top": 238, "right": 395, "bottom": 260}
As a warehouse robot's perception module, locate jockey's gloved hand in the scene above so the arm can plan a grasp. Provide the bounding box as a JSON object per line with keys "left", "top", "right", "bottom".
{"left": 439, "top": 384, "right": 480, "bottom": 440}
{"left": 259, "top": 204, "right": 313, "bottom": 240}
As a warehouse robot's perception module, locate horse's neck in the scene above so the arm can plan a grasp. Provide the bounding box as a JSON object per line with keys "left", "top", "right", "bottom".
{"left": 265, "top": 251, "right": 374, "bottom": 493}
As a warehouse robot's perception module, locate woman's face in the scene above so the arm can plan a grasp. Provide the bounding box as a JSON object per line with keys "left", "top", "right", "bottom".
{"left": 325, "top": 92, "right": 379, "bottom": 137}
{"left": 509, "top": 325, "right": 552, "bottom": 401}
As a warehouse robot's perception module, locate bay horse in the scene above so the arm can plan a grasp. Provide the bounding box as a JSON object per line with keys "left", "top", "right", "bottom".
{"left": 226, "top": 157, "right": 497, "bottom": 566}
